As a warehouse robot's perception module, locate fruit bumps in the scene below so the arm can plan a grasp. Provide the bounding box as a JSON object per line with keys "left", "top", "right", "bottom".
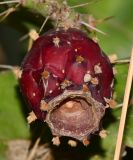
{"left": 20, "top": 28, "right": 114, "bottom": 144}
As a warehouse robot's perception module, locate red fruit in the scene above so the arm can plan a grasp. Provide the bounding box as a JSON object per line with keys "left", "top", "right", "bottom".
{"left": 20, "top": 28, "right": 113, "bottom": 142}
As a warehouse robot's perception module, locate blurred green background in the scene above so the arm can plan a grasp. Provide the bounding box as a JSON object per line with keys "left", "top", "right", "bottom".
{"left": 0, "top": 0, "right": 133, "bottom": 160}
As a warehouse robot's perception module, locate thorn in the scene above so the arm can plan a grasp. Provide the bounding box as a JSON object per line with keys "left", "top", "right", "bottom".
{"left": 26, "top": 137, "right": 40, "bottom": 160}
{"left": 69, "top": 0, "right": 99, "bottom": 9}
{"left": 110, "top": 79, "right": 114, "bottom": 88}
{"left": 88, "top": 15, "right": 114, "bottom": 28}
{"left": 104, "top": 97, "right": 117, "bottom": 108}
{"left": 82, "top": 138, "right": 90, "bottom": 146}
{"left": 68, "top": 140, "right": 77, "bottom": 147}
{"left": 94, "top": 64, "right": 102, "bottom": 74}
{"left": 82, "top": 84, "right": 89, "bottom": 92}
{"left": 113, "top": 67, "right": 117, "bottom": 75}
{"left": 19, "top": 29, "right": 38, "bottom": 42}
{"left": 19, "top": 33, "right": 29, "bottom": 42}
{"left": 80, "top": 21, "right": 106, "bottom": 35}
{"left": 61, "top": 79, "right": 72, "bottom": 89}
{"left": 115, "top": 103, "right": 123, "bottom": 108}
{"left": 99, "top": 129, "right": 108, "bottom": 138}
{"left": 108, "top": 54, "right": 118, "bottom": 63}
{"left": 113, "top": 59, "right": 130, "bottom": 64}
{"left": 76, "top": 55, "right": 84, "bottom": 63}
{"left": 0, "top": 65, "right": 22, "bottom": 79}
{"left": 0, "top": 64, "right": 14, "bottom": 70}
{"left": 12, "top": 66, "right": 22, "bottom": 79}
{"left": 27, "top": 111, "right": 37, "bottom": 124}
{"left": 40, "top": 100, "right": 49, "bottom": 111}
{"left": 0, "top": 7, "right": 16, "bottom": 22}
{"left": 53, "top": 37, "right": 60, "bottom": 47}
{"left": 69, "top": 2, "right": 90, "bottom": 9}
{"left": 52, "top": 137, "right": 60, "bottom": 146}
{"left": 109, "top": 54, "right": 130, "bottom": 64}
{"left": 96, "top": 16, "right": 114, "bottom": 24}
{"left": 105, "top": 104, "right": 110, "bottom": 108}
{"left": 27, "top": 37, "right": 33, "bottom": 51}
{"left": 39, "top": 16, "right": 50, "bottom": 34}
{"left": 87, "top": 15, "right": 96, "bottom": 27}
{"left": 0, "top": 0, "right": 20, "bottom": 5}
{"left": 84, "top": 73, "right": 92, "bottom": 83}
{"left": 29, "top": 29, "right": 39, "bottom": 41}
{"left": 91, "top": 77, "right": 99, "bottom": 85}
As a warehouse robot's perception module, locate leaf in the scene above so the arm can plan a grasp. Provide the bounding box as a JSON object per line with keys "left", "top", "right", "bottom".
{"left": 0, "top": 71, "right": 30, "bottom": 158}
{"left": 114, "top": 64, "right": 128, "bottom": 103}
{"left": 124, "top": 104, "right": 133, "bottom": 148}
{"left": 0, "top": 71, "right": 30, "bottom": 140}
{"left": 0, "top": 143, "right": 7, "bottom": 160}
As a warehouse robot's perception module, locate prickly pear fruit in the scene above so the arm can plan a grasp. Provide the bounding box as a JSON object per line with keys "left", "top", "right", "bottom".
{"left": 20, "top": 28, "right": 113, "bottom": 143}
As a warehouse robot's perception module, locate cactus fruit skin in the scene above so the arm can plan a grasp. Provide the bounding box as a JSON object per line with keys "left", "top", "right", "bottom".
{"left": 20, "top": 28, "right": 113, "bottom": 141}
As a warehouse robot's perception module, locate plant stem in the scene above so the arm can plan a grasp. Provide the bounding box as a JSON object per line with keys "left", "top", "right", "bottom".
{"left": 23, "top": 0, "right": 63, "bottom": 17}
{"left": 114, "top": 48, "right": 133, "bottom": 160}
{"left": 22, "top": 0, "right": 79, "bottom": 29}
